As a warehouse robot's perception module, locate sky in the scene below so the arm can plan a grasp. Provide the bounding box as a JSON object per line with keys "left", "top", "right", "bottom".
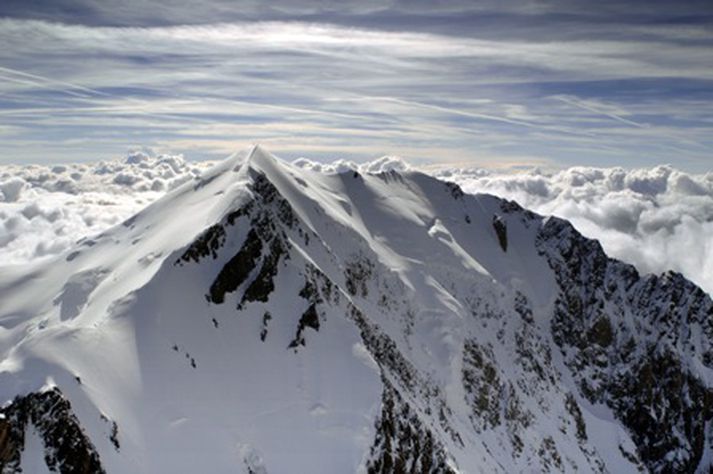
{"left": 0, "top": 1, "right": 712, "bottom": 170}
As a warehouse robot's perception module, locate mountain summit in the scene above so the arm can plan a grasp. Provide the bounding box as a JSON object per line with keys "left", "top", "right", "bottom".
{"left": 1, "top": 146, "right": 712, "bottom": 473}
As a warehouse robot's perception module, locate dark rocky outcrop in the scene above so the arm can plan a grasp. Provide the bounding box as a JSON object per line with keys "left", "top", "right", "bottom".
{"left": 462, "top": 340, "right": 500, "bottom": 431}
{"left": 175, "top": 224, "right": 226, "bottom": 265}
{"left": 0, "top": 387, "right": 104, "bottom": 473}
{"left": 287, "top": 270, "right": 327, "bottom": 349}
{"left": 241, "top": 237, "right": 286, "bottom": 306}
{"left": 260, "top": 311, "right": 272, "bottom": 342}
{"left": 492, "top": 215, "right": 507, "bottom": 252}
{"left": 208, "top": 228, "right": 263, "bottom": 304}
{"left": 175, "top": 202, "right": 254, "bottom": 267}
{"left": 287, "top": 303, "right": 320, "bottom": 349}
{"left": 366, "top": 379, "right": 455, "bottom": 474}
{"left": 344, "top": 255, "right": 374, "bottom": 298}
{"left": 538, "top": 216, "right": 713, "bottom": 473}
{"left": 564, "top": 393, "right": 587, "bottom": 443}
{"left": 201, "top": 171, "right": 298, "bottom": 307}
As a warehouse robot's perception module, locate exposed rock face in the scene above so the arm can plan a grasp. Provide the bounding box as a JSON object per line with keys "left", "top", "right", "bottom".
{"left": 537, "top": 215, "right": 713, "bottom": 473}
{"left": 174, "top": 224, "right": 226, "bottom": 265}
{"left": 209, "top": 228, "right": 263, "bottom": 304}
{"left": 0, "top": 388, "right": 104, "bottom": 474}
{"left": 492, "top": 215, "right": 508, "bottom": 252}
{"left": 241, "top": 237, "right": 286, "bottom": 306}
{"left": 288, "top": 303, "right": 321, "bottom": 349}
{"left": 0, "top": 417, "right": 20, "bottom": 472}
{"left": 205, "top": 173, "right": 295, "bottom": 307}
{"left": 462, "top": 340, "right": 501, "bottom": 432}
{"left": 366, "top": 379, "right": 455, "bottom": 474}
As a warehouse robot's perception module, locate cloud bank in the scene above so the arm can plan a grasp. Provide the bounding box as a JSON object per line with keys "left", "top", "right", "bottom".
{"left": 0, "top": 152, "right": 215, "bottom": 264}
{"left": 431, "top": 164, "right": 713, "bottom": 296}
{"left": 2, "top": 154, "right": 712, "bottom": 298}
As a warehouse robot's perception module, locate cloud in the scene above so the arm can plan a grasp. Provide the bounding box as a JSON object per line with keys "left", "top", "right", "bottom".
{"left": 0, "top": 18, "right": 711, "bottom": 169}
{"left": 291, "top": 157, "right": 356, "bottom": 173}
{"left": 0, "top": 177, "right": 26, "bottom": 202}
{"left": 432, "top": 164, "right": 713, "bottom": 295}
{"left": 0, "top": 0, "right": 710, "bottom": 30}
{"left": 360, "top": 155, "right": 411, "bottom": 174}
{"left": 292, "top": 155, "right": 411, "bottom": 174}
{"left": 0, "top": 151, "right": 215, "bottom": 264}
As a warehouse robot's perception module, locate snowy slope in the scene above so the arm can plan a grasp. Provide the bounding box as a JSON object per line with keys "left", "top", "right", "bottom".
{"left": 0, "top": 146, "right": 712, "bottom": 473}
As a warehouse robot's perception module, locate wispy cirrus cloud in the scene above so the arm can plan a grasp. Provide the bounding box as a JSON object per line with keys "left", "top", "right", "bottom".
{"left": 0, "top": 5, "right": 711, "bottom": 169}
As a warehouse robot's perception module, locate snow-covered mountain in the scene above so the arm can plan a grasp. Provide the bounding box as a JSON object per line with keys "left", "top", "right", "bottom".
{"left": 1, "top": 146, "right": 712, "bottom": 473}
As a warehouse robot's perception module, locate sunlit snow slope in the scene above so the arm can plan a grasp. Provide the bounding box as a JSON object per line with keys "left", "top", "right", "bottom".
{"left": 1, "top": 146, "right": 712, "bottom": 473}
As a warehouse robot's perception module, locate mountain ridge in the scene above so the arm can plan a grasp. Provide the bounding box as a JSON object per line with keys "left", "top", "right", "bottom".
{"left": 1, "top": 145, "right": 712, "bottom": 473}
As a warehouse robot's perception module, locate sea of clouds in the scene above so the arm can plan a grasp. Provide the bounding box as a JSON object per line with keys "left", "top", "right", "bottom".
{"left": 2, "top": 153, "right": 712, "bottom": 296}
{"left": 0, "top": 151, "right": 215, "bottom": 264}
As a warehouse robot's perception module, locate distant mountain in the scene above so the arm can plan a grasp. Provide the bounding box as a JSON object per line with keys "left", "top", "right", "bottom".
{"left": 1, "top": 146, "right": 711, "bottom": 473}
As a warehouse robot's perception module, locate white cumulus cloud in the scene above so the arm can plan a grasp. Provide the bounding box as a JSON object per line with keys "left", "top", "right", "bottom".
{"left": 433, "top": 164, "right": 713, "bottom": 296}
{"left": 2, "top": 154, "right": 712, "bottom": 299}
{"left": 0, "top": 151, "right": 215, "bottom": 265}
{"left": 292, "top": 155, "right": 411, "bottom": 174}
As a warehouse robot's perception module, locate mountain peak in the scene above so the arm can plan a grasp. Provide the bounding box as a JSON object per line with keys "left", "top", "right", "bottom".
{"left": 217, "top": 144, "right": 279, "bottom": 179}
{"left": 245, "top": 143, "right": 277, "bottom": 167}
